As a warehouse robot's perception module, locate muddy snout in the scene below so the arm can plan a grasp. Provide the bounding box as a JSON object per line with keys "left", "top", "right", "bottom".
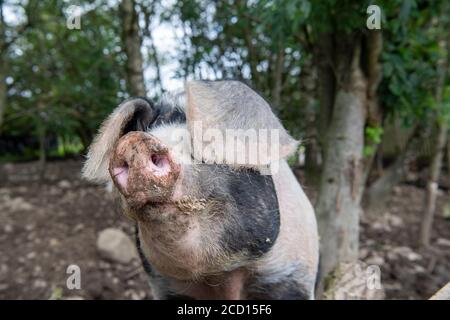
{"left": 108, "top": 131, "right": 180, "bottom": 208}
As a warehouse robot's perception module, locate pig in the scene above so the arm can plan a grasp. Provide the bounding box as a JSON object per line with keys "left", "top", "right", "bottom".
{"left": 82, "top": 81, "right": 319, "bottom": 299}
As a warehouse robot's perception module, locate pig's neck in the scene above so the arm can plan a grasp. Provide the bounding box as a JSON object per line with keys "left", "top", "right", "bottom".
{"left": 170, "top": 268, "right": 247, "bottom": 300}
{"left": 137, "top": 212, "right": 226, "bottom": 280}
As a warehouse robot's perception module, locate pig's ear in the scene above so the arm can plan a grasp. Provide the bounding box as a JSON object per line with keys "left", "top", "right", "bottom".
{"left": 185, "top": 81, "right": 298, "bottom": 166}
{"left": 82, "top": 98, "right": 156, "bottom": 183}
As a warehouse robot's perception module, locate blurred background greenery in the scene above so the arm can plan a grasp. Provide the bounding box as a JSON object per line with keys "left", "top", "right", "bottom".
{"left": 1, "top": 1, "right": 447, "bottom": 160}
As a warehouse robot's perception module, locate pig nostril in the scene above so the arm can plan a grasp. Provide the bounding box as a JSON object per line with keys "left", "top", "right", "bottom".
{"left": 113, "top": 165, "right": 128, "bottom": 176}
{"left": 151, "top": 154, "right": 166, "bottom": 168}
{"left": 112, "top": 165, "right": 129, "bottom": 190}
{"left": 149, "top": 154, "right": 170, "bottom": 176}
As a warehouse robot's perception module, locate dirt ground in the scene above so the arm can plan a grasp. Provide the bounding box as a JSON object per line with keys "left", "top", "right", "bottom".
{"left": 0, "top": 159, "right": 449, "bottom": 299}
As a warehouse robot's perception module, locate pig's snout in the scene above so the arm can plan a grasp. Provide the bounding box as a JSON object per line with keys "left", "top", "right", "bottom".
{"left": 108, "top": 131, "right": 180, "bottom": 208}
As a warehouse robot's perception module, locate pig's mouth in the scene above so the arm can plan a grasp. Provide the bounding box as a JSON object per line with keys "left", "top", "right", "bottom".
{"left": 126, "top": 196, "right": 208, "bottom": 224}
{"left": 142, "top": 196, "right": 208, "bottom": 214}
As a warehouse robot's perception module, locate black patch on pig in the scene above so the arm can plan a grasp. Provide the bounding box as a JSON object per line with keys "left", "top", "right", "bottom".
{"left": 150, "top": 100, "right": 186, "bottom": 128}
{"left": 246, "top": 264, "right": 313, "bottom": 299}
{"left": 247, "top": 280, "right": 311, "bottom": 300}
{"left": 134, "top": 224, "right": 154, "bottom": 276}
{"left": 210, "top": 166, "right": 280, "bottom": 259}
{"left": 121, "top": 96, "right": 186, "bottom": 137}
{"left": 135, "top": 227, "right": 196, "bottom": 299}
{"left": 314, "top": 255, "right": 321, "bottom": 294}
{"left": 122, "top": 97, "right": 158, "bottom": 134}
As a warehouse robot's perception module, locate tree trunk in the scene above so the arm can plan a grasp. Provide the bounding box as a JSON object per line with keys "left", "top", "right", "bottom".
{"left": 315, "top": 34, "right": 335, "bottom": 157}
{"left": 316, "top": 90, "right": 366, "bottom": 289}
{"left": 120, "top": 0, "right": 146, "bottom": 97}
{"left": 304, "top": 122, "right": 321, "bottom": 186}
{"left": 420, "top": 124, "right": 447, "bottom": 248}
{"left": 0, "top": 54, "right": 6, "bottom": 131}
{"left": 366, "top": 125, "right": 424, "bottom": 214}
{"left": 300, "top": 56, "right": 320, "bottom": 187}
{"left": 447, "top": 139, "right": 450, "bottom": 183}
{"left": 0, "top": 1, "right": 6, "bottom": 130}
{"left": 362, "top": 31, "right": 384, "bottom": 186}
{"left": 37, "top": 121, "right": 47, "bottom": 181}
{"left": 420, "top": 28, "right": 449, "bottom": 247}
{"left": 316, "top": 40, "right": 367, "bottom": 294}
{"left": 315, "top": 31, "right": 383, "bottom": 296}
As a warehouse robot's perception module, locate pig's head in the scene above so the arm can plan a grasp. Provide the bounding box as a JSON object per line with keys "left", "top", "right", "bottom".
{"left": 82, "top": 81, "right": 298, "bottom": 280}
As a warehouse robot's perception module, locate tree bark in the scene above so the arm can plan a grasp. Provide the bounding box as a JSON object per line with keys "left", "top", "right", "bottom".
{"left": 420, "top": 28, "right": 449, "bottom": 247}
{"left": 315, "top": 34, "right": 335, "bottom": 156}
{"left": 38, "top": 122, "right": 47, "bottom": 180}
{"left": 315, "top": 31, "right": 383, "bottom": 296}
{"left": 447, "top": 139, "right": 450, "bottom": 183}
{"left": 36, "top": 100, "right": 47, "bottom": 180}
{"left": 362, "top": 31, "right": 384, "bottom": 186}
{"left": 420, "top": 126, "right": 447, "bottom": 247}
{"left": 300, "top": 56, "right": 320, "bottom": 186}
{"left": 120, "top": 0, "right": 146, "bottom": 97}
{"left": 0, "top": 53, "right": 6, "bottom": 131}
{"left": 316, "top": 40, "right": 367, "bottom": 294}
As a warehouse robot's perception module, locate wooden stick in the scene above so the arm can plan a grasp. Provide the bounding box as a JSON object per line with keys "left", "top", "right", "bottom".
{"left": 430, "top": 282, "right": 450, "bottom": 300}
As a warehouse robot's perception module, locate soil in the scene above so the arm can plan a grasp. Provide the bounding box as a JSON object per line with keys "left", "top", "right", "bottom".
{"left": 0, "top": 159, "right": 149, "bottom": 300}
{"left": 0, "top": 159, "right": 449, "bottom": 299}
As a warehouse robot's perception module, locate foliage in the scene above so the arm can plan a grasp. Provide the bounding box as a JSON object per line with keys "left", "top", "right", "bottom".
{"left": 0, "top": 0, "right": 449, "bottom": 161}
{"left": 380, "top": 0, "right": 449, "bottom": 127}
{"left": 2, "top": 0, "right": 125, "bottom": 151}
{"left": 364, "top": 126, "right": 384, "bottom": 157}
